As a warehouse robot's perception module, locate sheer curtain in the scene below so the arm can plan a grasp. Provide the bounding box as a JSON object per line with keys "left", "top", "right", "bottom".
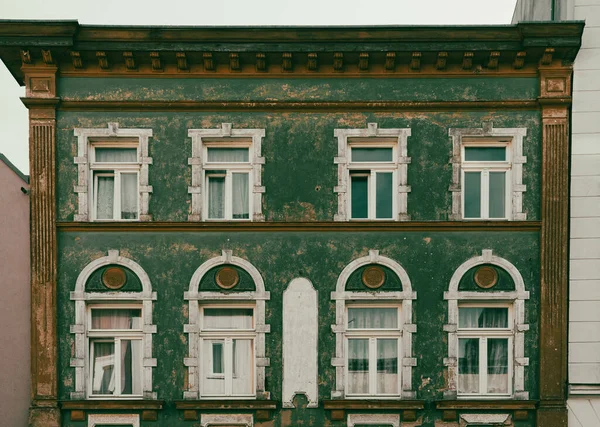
{"left": 208, "top": 177, "right": 225, "bottom": 218}
{"left": 347, "top": 339, "right": 369, "bottom": 394}
{"left": 92, "top": 342, "right": 115, "bottom": 394}
{"left": 232, "top": 173, "right": 249, "bottom": 219}
{"left": 95, "top": 148, "right": 137, "bottom": 162}
{"left": 348, "top": 308, "right": 397, "bottom": 329}
{"left": 487, "top": 339, "right": 508, "bottom": 393}
{"left": 96, "top": 176, "right": 114, "bottom": 219}
{"left": 120, "top": 173, "right": 138, "bottom": 220}
{"left": 458, "top": 338, "right": 479, "bottom": 393}
{"left": 232, "top": 339, "right": 253, "bottom": 394}
{"left": 376, "top": 338, "right": 398, "bottom": 394}
{"left": 207, "top": 148, "right": 249, "bottom": 162}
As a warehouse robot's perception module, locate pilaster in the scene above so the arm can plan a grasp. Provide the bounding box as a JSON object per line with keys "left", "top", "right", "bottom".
{"left": 21, "top": 62, "right": 60, "bottom": 427}
{"left": 537, "top": 66, "right": 572, "bottom": 427}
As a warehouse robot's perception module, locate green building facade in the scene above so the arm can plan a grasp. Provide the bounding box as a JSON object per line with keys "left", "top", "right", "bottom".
{"left": 0, "top": 21, "right": 583, "bottom": 427}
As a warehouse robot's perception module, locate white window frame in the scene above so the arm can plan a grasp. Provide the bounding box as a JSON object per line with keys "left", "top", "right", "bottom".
{"left": 461, "top": 140, "right": 512, "bottom": 220}
{"left": 198, "top": 304, "right": 257, "bottom": 398}
{"left": 70, "top": 250, "right": 157, "bottom": 400}
{"left": 184, "top": 250, "right": 270, "bottom": 400}
{"left": 448, "top": 123, "right": 527, "bottom": 221}
{"left": 86, "top": 304, "right": 144, "bottom": 399}
{"left": 331, "top": 250, "right": 416, "bottom": 400}
{"left": 74, "top": 123, "right": 153, "bottom": 222}
{"left": 444, "top": 249, "right": 530, "bottom": 400}
{"left": 188, "top": 124, "right": 265, "bottom": 222}
{"left": 344, "top": 303, "right": 402, "bottom": 398}
{"left": 334, "top": 123, "right": 411, "bottom": 221}
{"left": 456, "top": 302, "right": 513, "bottom": 398}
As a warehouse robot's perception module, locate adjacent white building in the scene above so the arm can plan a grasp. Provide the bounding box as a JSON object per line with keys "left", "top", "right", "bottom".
{"left": 514, "top": 1, "right": 600, "bottom": 425}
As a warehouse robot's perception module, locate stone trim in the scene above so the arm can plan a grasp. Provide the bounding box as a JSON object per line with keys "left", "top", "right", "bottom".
{"left": 443, "top": 249, "right": 529, "bottom": 400}
{"left": 459, "top": 413, "right": 511, "bottom": 426}
{"left": 88, "top": 414, "right": 140, "bottom": 427}
{"left": 448, "top": 123, "right": 527, "bottom": 221}
{"left": 200, "top": 413, "right": 253, "bottom": 426}
{"left": 331, "top": 250, "right": 416, "bottom": 399}
{"left": 70, "top": 250, "right": 157, "bottom": 400}
{"left": 333, "top": 123, "right": 411, "bottom": 221}
{"left": 73, "top": 122, "right": 153, "bottom": 222}
{"left": 184, "top": 250, "right": 271, "bottom": 399}
{"left": 187, "top": 123, "right": 266, "bottom": 221}
{"left": 347, "top": 413, "right": 400, "bottom": 427}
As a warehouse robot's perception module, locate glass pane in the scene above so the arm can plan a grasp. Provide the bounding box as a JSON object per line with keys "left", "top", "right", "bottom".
{"left": 212, "top": 342, "right": 224, "bottom": 374}
{"left": 208, "top": 176, "right": 225, "bottom": 219}
{"left": 487, "top": 338, "right": 509, "bottom": 394}
{"left": 352, "top": 147, "right": 393, "bottom": 162}
{"left": 351, "top": 175, "right": 368, "bottom": 219}
{"left": 464, "top": 147, "right": 506, "bottom": 162}
{"left": 232, "top": 339, "right": 254, "bottom": 394}
{"left": 348, "top": 307, "right": 398, "bottom": 329}
{"left": 232, "top": 173, "right": 250, "bottom": 219}
{"left": 203, "top": 340, "right": 225, "bottom": 395}
{"left": 120, "top": 339, "right": 142, "bottom": 395}
{"left": 347, "top": 339, "right": 369, "bottom": 394}
{"left": 489, "top": 172, "right": 506, "bottom": 218}
{"left": 120, "top": 173, "right": 138, "bottom": 220}
{"left": 377, "top": 339, "right": 398, "bottom": 394}
{"left": 375, "top": 172, "right": 393, "bottom": 219}
{"left": 95, "top": 147, "right": 138, "bottom": 163}
{"left": 458, "top": 338, "right": 479, "bottom": 394}
{"left": 91, "top": 309, "right": 142, "bottom": 330}
{"left": 91, "top": 341, "right": 115, "bottom": 395}
{"left": 96, "top": 175, "right": 114, "bottom": 220}
{"left": 207, "top": 147, "right": 249, "bottom": 162}
{"left": 459, "top": 307, "right": 508, "bottom": 329}
{"left": 203, "top": 308, "right": 254, "bottom": 329}
{"left": 464, "top": 172, "right": 481, "bottom": 218}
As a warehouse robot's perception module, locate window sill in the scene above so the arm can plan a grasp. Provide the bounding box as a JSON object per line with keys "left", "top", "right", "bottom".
{"left": 60, "top": 400, "right": 164, "bottom": 422}
{"left": 435, "top": 399, "right": 537, "bottom": 423}
{"left": 175, "top": 400, "right": 277, "bottom": 422}
{"left": 323, "top": 399, "right": 424, "bottom": 422}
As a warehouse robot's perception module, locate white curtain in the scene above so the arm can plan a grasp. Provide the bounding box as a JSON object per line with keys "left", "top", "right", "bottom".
{"left": 96, "top": 147, "right": 137, "bottom": 162}
{"left": 203, "top": 308, "right": 253, "bottom": 329}
{"left": 487, "top": 338, "right": 508, "bottom": 393}
{"left": 92, "top": 309, "right": 142, "bottom": 329}
{"left": 96, "top": 176, "right": 114, "bottom": 219}
{"left": 232, "top": 173, "right": 249, "bottom": 219}
{"left": 376, "top": 338, "right": 398, "bottom": 394}
{"left": 202, "top": 338, "right": 253, "bottom": 396}
{"left": 207, "top": 148, "right": 249, "bottom": 162}
{"left": 458, "top": 338, "right": 479, "bottom": 393}
{"left": 459, "top": 307, "right": 508, "bottom": 329}
{"left": 208, "top": 177, "right": 225, "bottom": 218}
{"left": 121, "top": 339, "right": 142, "bottom": 395}
{"left": 348, "top": 307, "right": 397, "bottom": 329}
{"left": 347, "top": 339, "right": 369, "bottom": 394}
{"left": 120, "top": 173, "right": 138, "bottom": 219}
{"left": 232, "top": 339, "right": 253, "bottom": 394}
{"left": 92, "top": 342, "right": 115, "bottom": 394}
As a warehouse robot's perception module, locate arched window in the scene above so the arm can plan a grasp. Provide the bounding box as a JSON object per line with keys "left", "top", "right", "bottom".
{"left": 444, "top": 249, "right": 529, "bottom": 399}
{"left": 184, "top": 250, "right": 270, "bottom": 399}
{"left": 330, "top": 250, "right": 416, "bottom": 399}
{"left": 70, "top": 250, "right": 157, "bottom": 400}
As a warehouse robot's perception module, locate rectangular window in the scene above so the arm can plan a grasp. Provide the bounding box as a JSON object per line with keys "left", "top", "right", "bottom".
{"left": 461, "top": 141, "right": 511, "bottom": 220}
{"left": 457, "top": 305, "right": 512, "bottom": 396}
{"left": 91, "top": 145, "right": 140, "bottom": 221}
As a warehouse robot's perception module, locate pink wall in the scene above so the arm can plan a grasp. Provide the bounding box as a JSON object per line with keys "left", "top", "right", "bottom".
{"left": 0, "top": 159, "right": 30, "bottom": 427}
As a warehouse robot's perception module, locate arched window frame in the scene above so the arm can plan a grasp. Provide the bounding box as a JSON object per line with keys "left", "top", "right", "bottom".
{"left": 184, "top": 250, "right": 270, "bottom": 400}
{"left": 443, "top": 249, "right": 530, "bottom": 400}
{"left": 330, "top": 250, "right": 417, "bottom": 399}
{"left": 70, "top": 249, "right": 157, "bottom": 400}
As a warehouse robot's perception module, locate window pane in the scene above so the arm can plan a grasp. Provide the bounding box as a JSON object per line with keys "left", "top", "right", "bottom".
{"left": 91, "top": 309, "right": 142, "bottom": 330}
{"left": 232, "top": 339, "right": 254, "bottom": 395}
{"left": 464, "top": 172, "right": 481, "bottom": 218}
{"left": 351, "top": 175, "right": 368, "bottom": 219}
{"left": 95, "top": 147, "right": 138, "bottom": 163}
{"left": 91, "top": 341, "right": 115, "bottom": 395}
{"left": 458, "top": 338, "right": 479, "bottom": 394}
{"left": 377, "top": 339, "right": 398, "bottom": 394}
{"left": 464, "top": 147, "right": 506, "bottom": 161}
{"left": 347, "top": 339, "right": 369, "bottom": 394}
{"left": 352, "top": 147, "right": 393, "bottom": 162}
{"left": 348, "top": 307, "right": 398, "bottom": 329}
{"left": 207, "top": 148, "right": 249, "bottom": 162}
{"left": 208, "top": 176, "right": 225, "bottom": 219}
{"left": 232, "top": 173, "right": 250, "bottom": 219}
{"left": 459, "top": 307, "right": 508, "bottom": 329}
{"left": 489, "top": 172, "right": 506, "bottom": 218}
{"left": 375, "top": 172, "right": 393, "bottom": 219}
{"left": 212, "top": 342, "right": 224, "bottom": 374}
{"left": 120, "top": 339, "right": 142, "bottom": 395}
{"left": 487, "top": 338, "right": 509, "bottom": 394}
{"left": 121, "top": 173, "right": 138, "bottom": 220}
{"left": 96, "top": 175, "right": 114, "bottom": 219}
{"left": 203, "top": 340, "right": 225, "bottom": 395}
{"left": 203, "top": 308, "right": 253, "bottom": 329}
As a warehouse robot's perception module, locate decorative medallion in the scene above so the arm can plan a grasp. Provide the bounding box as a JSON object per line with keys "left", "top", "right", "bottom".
{"left": 362, "top": 266, "right": 385, "bottom": 289}
{"left": 474, "top": 266, "right": 498, "bottom": 289}
{"left": 102, "top": 267, "right": 127, "bottom": 290}
{"left": 216, "top": 267, "right": 240, "bottom": 289}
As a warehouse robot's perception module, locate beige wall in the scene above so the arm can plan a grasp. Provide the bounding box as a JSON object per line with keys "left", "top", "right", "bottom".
{"left": 0, "top": 159, "right": 29, "bottom": 427}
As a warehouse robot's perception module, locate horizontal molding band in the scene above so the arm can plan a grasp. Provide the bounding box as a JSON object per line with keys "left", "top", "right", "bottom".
{"left": 174, "top": 400, "right": 277, "bottom": 410}
{"left": 60, "top": 400, "right": 164, "bottom": 410}
{"left": 57, "top": 100, "right": 539, "bottom": 112}
{"left": 323, "top": 399, "right": 425, "bottom": 410}
{"left": 57, "top": 221, "right": 541, "bottom": 233}
{"left": 435, "top": 400, "right": 538, "bottom": 410}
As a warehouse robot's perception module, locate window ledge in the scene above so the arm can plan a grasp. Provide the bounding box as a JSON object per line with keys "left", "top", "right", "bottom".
{"left": 435, "top": 399, "right": 537, "bottom": 410}
{"left": 175, "top": 400, "right": 277, "bottom": 410}
{"left": 323, "top": 399, "right": 424, "bottom": 410}
{"left": 60, "top": 400, "right": 164, "bottom": 411}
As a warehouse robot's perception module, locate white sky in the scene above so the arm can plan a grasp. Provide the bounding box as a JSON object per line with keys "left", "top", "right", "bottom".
{"left": 0, "top": 0, "right": 518, "bottom": 174}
